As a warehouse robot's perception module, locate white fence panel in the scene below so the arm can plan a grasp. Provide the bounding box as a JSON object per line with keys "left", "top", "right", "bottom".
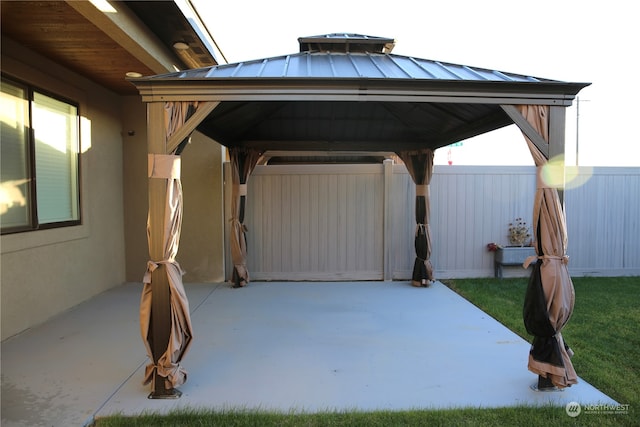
{"left": 241, "top": 164, "right": 639, "bottom": 281}
{"left": 565, "top": 167, "right": 640, "bottom": 276}
{"left": 393, "top": 165, "right": 640, "bottom": 278}
{"left": 392, "top": 166, "right": 536, "bottom": 279}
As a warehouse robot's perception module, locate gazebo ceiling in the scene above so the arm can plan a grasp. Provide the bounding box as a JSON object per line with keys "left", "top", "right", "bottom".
{"left": 131, "top": 33, "right": 590, "bottom": 153}
{"left": 197, "top": 100, "right": 512, "bottom": 152}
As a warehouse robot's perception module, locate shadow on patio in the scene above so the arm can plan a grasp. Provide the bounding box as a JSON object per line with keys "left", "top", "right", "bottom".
{"left": 1, "top": 281, "right": 616, "bottom": 427}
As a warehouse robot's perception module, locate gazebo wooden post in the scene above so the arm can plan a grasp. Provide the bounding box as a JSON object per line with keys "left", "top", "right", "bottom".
{"left": 548, "top": 106, "right": 567, "bottom": 203}
{"left": 511, "top": 104, "right": 577, "bottom": 390}
{"left": 146, "top": 101, "right": 174, "bottom": 397}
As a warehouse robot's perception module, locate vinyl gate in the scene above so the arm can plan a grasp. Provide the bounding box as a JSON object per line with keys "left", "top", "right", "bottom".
{"left": 243, "top": 164, "right": 386, "bottom": 280}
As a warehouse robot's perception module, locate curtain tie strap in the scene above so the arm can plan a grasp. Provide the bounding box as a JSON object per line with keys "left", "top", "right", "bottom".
{"left": 523, "top": 254, "right": 570, "bottom": 268}
{"left": 416, "top": 223, "right": 429, "bottom": 233}
{"left": 523, "top": 255, "right": 538, "bottom": 268}
{"left": 544, "top": 254, "right": 570, "bottom": 264}
{"left": 229, "top": 218, "right": 248, "bottom": 232}
{"left": 143, "top": 259, "right": 183, "bottom": 283}
{"left": 416, "top": 184, "right": 429, "bottom": 197}
{"left": 238, "top": 184, "right": 248, "bottom": 196}
{"left": 148, "top": 154, "right": 181, "bottom": 179}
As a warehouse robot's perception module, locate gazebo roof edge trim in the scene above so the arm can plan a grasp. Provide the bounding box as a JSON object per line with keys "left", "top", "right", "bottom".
{"left": 132, "top": 79, "right": 589, "bottom": 104}
{"left": 132, "top": 77, "right": 590, "bottom": 90}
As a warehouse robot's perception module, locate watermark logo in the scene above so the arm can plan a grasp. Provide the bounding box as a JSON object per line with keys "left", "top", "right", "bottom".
{"left": 565, "top": 401, "right": 581, "bottom": 417}
{"left": 565, "top": 401, "right": 630, "bottom": 417}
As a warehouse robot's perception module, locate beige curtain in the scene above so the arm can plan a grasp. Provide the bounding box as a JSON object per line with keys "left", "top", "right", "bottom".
{"left": 140, "top": 101, "right": 196, "bottom": 392}
{"left": 518, "top": 105, "right": 577, "bottom": 389}
{"left": 229, "top": 147, "right": 263, "bottom": 287}
{"left": 397, "top": 148, "right": 435, "bottom": 287}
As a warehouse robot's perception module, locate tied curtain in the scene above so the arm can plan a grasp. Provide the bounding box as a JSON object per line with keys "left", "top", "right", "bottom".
{"left": 229, "top": 147, "right": 262, "bottom": 287}
{"left": 519, "top": 105, "right": 577, "bottom": 389}
{"left": 140, "top": 101, "right": 197, "bottom": 392}
{"left": 397, "top": 148, "right": 435, "bottom": 287}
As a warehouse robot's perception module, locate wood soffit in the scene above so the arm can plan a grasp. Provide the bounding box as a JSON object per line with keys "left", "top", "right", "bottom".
{"left": 0, "top": 1, "right": 217, "bottom": 95}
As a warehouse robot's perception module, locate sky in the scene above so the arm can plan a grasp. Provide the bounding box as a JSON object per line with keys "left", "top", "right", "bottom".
{"left": 191, "top": 0, "right": 639, "bottom": 166}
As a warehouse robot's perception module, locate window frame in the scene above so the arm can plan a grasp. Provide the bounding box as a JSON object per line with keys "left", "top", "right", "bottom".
{"left": 1, "top": 74, "right": 82, "bottom": 235}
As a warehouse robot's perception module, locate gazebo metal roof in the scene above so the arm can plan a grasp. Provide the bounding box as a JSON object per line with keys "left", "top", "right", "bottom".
{"left": 131, "top": 33, "right": 590, "bottom": 153}
{"left": 147, "top": 50, "right": 555, "bottom": 83}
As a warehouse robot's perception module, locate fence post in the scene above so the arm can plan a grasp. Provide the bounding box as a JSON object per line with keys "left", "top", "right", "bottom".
{"left": 383, "top": 158, "right": 393, "bottom": 280}
{"left": 223, "top": 161, "right": 232, "bottom": 282}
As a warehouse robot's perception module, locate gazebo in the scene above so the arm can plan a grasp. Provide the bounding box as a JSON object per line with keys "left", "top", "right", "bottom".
{"left": 130, "top": 34, "right": 589, "bottom": 398}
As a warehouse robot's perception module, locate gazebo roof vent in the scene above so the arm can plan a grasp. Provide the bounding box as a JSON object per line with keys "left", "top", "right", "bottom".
{"left": 298, "top": 33, "right": 396, "bottom": 54}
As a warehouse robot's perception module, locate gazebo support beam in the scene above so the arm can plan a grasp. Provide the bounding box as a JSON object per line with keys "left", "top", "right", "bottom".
{"left": 167, "top": 101, "right": 220, "bottom": 153}
{"left": 501, "top": 105, "right": 549, "bottom": 158}
{"left": 238, "top": 140, "right": 451, "bottom": 152}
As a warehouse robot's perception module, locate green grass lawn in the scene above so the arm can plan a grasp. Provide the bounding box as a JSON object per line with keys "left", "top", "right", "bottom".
{"left": 94, "top": 276, "right": 639, "bottom": 427}
{"left": 447, "top": 276, "right": 640, "bottom": 410}
{"left": 91, "top": 404, "right": 634, "bottom": 426}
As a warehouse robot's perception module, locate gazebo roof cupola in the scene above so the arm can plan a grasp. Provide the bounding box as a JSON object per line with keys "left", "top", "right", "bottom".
{"left": 298, "top": 33, "right": 396, "bottom": 54}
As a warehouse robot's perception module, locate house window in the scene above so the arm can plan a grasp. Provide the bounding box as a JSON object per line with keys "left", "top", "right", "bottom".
{"left": 1, "top": 77, "right": 81, "bottom": 234}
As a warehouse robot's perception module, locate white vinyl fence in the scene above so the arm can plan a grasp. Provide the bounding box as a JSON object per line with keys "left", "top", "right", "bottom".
{"left": 237, "top": 164, "right": 639, "bottom": 280}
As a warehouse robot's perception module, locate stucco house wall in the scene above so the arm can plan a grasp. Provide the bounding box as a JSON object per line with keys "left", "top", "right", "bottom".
{"left": 121, "top": 99, "right": 226, "bottom": 284}
{"left": 1, "top": 37, "right": 228, "bottom": 340}
{"left": 1, "top": 39, "right": 126, "bottom": 340}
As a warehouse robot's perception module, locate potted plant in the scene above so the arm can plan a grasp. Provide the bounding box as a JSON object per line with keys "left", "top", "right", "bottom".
{"left": 508, "top": 217, "right": 532, "bottom": 247}
{"left": 488, "top": 218, "right": 536, "bottom": 278}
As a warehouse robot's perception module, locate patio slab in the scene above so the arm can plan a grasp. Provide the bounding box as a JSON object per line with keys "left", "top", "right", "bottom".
{"left": 1, "top": 281, "right": 617, "bottom": 426}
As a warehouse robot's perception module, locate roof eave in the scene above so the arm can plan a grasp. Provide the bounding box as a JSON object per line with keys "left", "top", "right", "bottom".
{"left": 130, "top": 78, "right": 590, "bottom": 105}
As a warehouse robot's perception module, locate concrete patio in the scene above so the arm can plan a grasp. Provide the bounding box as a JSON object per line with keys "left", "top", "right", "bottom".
{"left": 1, "top": 281, "right": 617, "bottom": 426}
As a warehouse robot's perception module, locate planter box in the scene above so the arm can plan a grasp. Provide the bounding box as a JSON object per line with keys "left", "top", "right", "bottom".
{"left": 494, "top": 247, "right": 536, "bottom": 278}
